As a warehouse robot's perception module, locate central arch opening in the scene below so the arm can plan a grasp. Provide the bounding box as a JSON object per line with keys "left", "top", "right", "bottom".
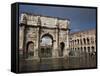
{"left": 40, "top": 33, "right": 53, "bottom": 58}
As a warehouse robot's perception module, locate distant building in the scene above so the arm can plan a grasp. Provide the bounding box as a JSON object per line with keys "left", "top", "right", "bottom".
{"left": 69, "top": 29, "right": 96, "bottom": 56}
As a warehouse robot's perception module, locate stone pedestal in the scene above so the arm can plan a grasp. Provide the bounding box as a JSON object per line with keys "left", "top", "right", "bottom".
{"left": 52, "top": 48, "right": 59, "bottom": 58}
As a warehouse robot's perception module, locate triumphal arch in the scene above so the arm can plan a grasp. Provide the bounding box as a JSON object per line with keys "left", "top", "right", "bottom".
{"left": 19, "top": 13, "right": 70, "bottom": 59}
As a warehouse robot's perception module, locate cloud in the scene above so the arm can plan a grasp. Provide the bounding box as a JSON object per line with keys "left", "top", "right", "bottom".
{"left": 71, "top": 28, "right": 81, "bottom": 32}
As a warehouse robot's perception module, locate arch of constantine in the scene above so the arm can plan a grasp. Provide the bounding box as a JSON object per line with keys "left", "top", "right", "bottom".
{"left": 19, "top": 13, "right": 70, "bottom": 59}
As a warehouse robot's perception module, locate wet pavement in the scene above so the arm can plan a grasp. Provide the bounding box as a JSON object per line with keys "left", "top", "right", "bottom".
{"left": 19, "top": 55, "right": 96, "bottom": 72}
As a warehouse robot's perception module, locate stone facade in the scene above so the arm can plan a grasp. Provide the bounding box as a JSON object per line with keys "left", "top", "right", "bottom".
{"left": 69, "top": 29, "right": 96, "bottom": 56}
{"left": 19, "top": 13, "right": 70, "bottom": 59}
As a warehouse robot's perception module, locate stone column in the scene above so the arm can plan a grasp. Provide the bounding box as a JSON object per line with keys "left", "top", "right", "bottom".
{"left": 19, "top": 25, "right": 25, "bottom": 55}
{"left": 90, "top": 46, "right": 92, "bottom": 53}
{"left": 85, "top": 37, "right": 87, "bottom": 45}
{"left": 33, "top": 28, "right": 39, "bottom": 59}
{"left": 52, "top": 29, "right": 59, "bottom": 58}
{"left": 79, "top": 38, "right": 80, "bottom": 45}
{"left": 22, "top": 24, "right": 27, "bottom": 58}
{"left": 64, "top": 30, "right": 69, "bottom": 57}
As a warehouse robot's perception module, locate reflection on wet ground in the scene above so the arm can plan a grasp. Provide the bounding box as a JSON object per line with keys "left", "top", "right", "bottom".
{"left": 19, "top": 55, "right": 96, "bottom": 72}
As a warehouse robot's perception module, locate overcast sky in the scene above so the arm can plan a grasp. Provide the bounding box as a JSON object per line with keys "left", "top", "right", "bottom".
{"left": 19, "top": 4, "right": 96, "bottom": 33}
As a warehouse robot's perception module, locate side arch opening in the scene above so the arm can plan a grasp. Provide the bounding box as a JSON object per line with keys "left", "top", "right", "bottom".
{"left": 26, "top": 41, "right": 34, "bottom": 58}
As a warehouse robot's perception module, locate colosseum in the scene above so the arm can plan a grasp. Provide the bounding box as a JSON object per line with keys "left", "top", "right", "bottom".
{"left": 69, "top": 29, "right": 96, "bottom": 56}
